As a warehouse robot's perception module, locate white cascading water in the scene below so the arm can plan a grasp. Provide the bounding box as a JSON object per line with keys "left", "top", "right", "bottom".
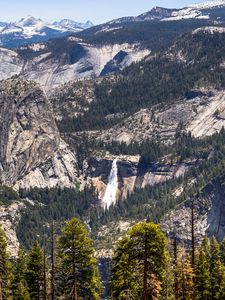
{"left": 102, "top": 157, "right": 118, "bottom": 209}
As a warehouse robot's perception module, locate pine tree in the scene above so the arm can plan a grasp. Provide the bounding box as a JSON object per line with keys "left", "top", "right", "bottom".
{"left": 0, "top": 225, "right": 12, "bottom": 300}
{"left": 50, "top": 221, "right": 55, "bottom": 300}
{"left": 110, "top": 237, "right": 140, "bottom": 300}
{"left": 26, "top": 241, "right": 45, "bottom": 299}
{"left": 220, "top": 238, "right": 225, "bottom": 265}
{"left": 57, "top": 217, "right": 102, "bottom": 300}
{"left": 210, "top": 236, "right": 221, "bottom": 300}
{"left": 12, "top": 249, "right": 30, "bottom": 300}
{"left": 218, "top": 264, "right": 225, "bottom": 298}
{"left": 202, "top": 237, "right": 211, "bottom": 261}
{"left": 111, "top": 222, "right": 168, "bottom": 300}
{"left": 195, "top": 247, "right": 210, "bottom": 300}
{"left": 15, "top": 280, "right": 31, "bottom": 300}
{"left": 174, "top": 237, "right": 179, "bottom": 300}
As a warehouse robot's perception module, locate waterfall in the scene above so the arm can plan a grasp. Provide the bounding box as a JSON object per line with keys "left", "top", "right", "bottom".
{"left": 102, "top": 158, "right": 118, "bottom": 209}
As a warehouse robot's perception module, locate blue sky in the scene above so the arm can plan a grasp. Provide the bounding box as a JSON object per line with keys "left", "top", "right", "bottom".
{"left": 2, "top": 0, "right": 204, "bottom": 24}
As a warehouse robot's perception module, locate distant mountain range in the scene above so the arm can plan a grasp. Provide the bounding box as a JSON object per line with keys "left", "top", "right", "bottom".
{"left": 0, "top": 16, "right": 94, "bottom": 47}
{"left": 2, "top": 1, "right": 225, "bottom": 48}
{"left": 108, "top": 0, "right": 225, "bottom": 23}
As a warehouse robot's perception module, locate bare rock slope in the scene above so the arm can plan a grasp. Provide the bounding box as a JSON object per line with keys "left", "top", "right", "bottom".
{"left": 162, "top": 177, "right": 225, "bottom": 244}
{"left": 0, "top": 79, "right": 78, "bottom": 189}
{"left": 0, "top": 40, "right": 150, "bottom": 90}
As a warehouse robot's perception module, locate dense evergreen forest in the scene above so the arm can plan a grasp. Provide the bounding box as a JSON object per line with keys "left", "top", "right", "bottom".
{"left": 1, "top": 219, "right": 225, "bottom": 299}
{"left": 77, "top": 19, "right": 211, "bottom": 49}
{"left": 0, "top": 218, "right": 102, "bottom": 299}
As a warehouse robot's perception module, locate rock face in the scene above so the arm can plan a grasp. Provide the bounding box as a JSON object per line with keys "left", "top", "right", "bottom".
{"left": 162, "top": 177, "right": 225, "bottom": 245}
{"left": 0, "top": 48, "right": 23, "bottom": 80}
{"left": 90, "top": 89, "right": 225, "bottom": 145}
{"left": 0, "top": 40, "right": 150, "bottom": 91}
{"left": 0, "top": 201, "right": 25, "bottom": 257}
{"left": 89, "top": 155, "right": 189, "bottom": 203}
{"left": 0, "top": 79, "right": 77, "bottom": 189}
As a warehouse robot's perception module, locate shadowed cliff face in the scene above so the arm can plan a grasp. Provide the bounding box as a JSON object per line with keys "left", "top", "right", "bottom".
{"left": 0, "top": 79, "right": 78, "bottom": 189}
{"left": 88, "top": 156, "right": 188, "bottom": 202}
{"left": 162, "top": 177, "right": 225, "bottom": 244}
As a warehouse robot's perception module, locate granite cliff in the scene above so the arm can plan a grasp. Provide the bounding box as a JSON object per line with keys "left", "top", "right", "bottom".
{"left": 0, "top": 79, "right": 78, "bottom": 189}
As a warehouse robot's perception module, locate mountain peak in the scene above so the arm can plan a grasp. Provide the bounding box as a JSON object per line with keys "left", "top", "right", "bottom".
{"left": 84, "top": 20, "right": 94, "bottom": 28}
{"left": 17, "top": 15, "right": 43, "bottom": 27}
{"left": 138, "top": 6, "right": 173, "bottom": 20}
{"left": 53, "top": 19, "right": 94, "bottom": 30}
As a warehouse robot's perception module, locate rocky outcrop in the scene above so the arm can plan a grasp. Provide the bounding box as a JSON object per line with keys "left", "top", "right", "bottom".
{"left": 0, "top": 40, "right": 150, "bottom": 90}
{"left": 20, "top": 42, "right": 149, "bottom": 91}
{"left": 88, "top": 89, "right": 225, "bottom": 145}
{"left": 0, "top": 48, "right": 23, "bottom": 80}
{"left": 88, "top": 155, "right": 189, "bottom": 203}
{"left": 0, "top": 79, "right": 78, "bottom": 189}
{"left": 162, "top": 177, "right": 225, "bottom": 245}
{"left": 0, "top": 201, "right": 25, "bottom": 257}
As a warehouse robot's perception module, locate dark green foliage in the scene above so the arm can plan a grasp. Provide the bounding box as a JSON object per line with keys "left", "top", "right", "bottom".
{"left": 221, "top": 238, "right": 225, "bottom": 265}
{"left": 56, "top": 218, "right": 102, "bottom": 299}
{"left": 25, "top": 241, "right": 45, "bottom": 299}
{"left": 0, "top": 225, "right": 12, "bottom": 299}
{"left": 195, "top": 247, "right": 211, "bottom": 300}
{"left": 78, "top": 20, "right": 211, "bottom": 50}
{"left": 17, "top": 186, "right": 97, "bottom": 249}
{"left": 12, "top": 249, "right": 31, "bottom": 300}
{"left": 210, "top": 237, "right": 222, "bottom": 300}
{"left": 0, "top": 185, "right": 19, "bottom": 205}
{"left": 110, "top": 222, "right": 168, "bottom": 300}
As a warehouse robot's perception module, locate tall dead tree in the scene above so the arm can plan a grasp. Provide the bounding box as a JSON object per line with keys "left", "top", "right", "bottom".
{"left": 174, "top": 236, "right": 178, "bottom": 300}
{"left": 191, "top": 198, "right": 196, "bottom": 300}
{"left": 143, "top": 233, "right": 148, "bottom": 300}
{"left": 51, "top": 221, "right": 55, "bottom": 300}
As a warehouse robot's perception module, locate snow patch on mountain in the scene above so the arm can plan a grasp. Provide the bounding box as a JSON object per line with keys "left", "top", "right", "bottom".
{"left": 53, "top": 19, "right": 94, "bottom": 31}
{"left": 162, "top": 0, "right": 225, "bottom": 21}
{"left": 190, "top": 0, "right": 225, "bottom": 9}
{"left": 96, "top": 26, "right": 123, "bottom": 34}
{"left": 193, "top": 26, "right": 225, "bottom": 34}
{"left": 0, "top": 16, "right": 94, "bottom": 47}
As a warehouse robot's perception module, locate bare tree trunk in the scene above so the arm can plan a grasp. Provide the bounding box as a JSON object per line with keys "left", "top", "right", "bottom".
{"left": 72, "top": 243, "right": 78, "bottom": 300}
{"left": 174, "top": 237, "right": 178, "bottom": 300}
{"left": 72, "top": 282, "right": 78, "bottom": 300}
{"left": 38, "top": 278, "right": 41, "bottom": 300}
{"left": 143, "top": 234, "right": 149, "bottom": 300}
{"left": 125, "top": 290, "right": 130, "bottom": 300}
{"left": 0, "top": 280, "right": 3, "bottom": 300}
{"left": 191, "top": 199, "right": 195, "bottom": 269}
{"left": 181, "top": 250, "right": 185, "bottom": 300}
{"left": 51, "top": 221, "right": 55, "bottom": 300}
{"left": 43, "top": 247, "right": 47, "bottom": 300}
{"left": 191, "top": 199, "right": 196, "bottom": 300}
